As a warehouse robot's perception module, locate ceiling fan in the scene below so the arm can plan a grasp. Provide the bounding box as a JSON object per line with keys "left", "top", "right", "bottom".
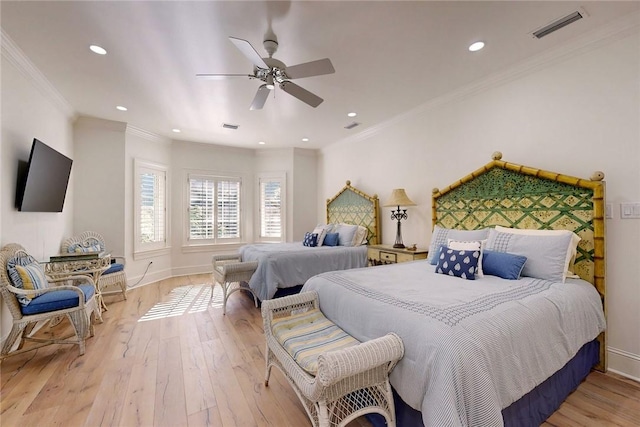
{"left": 197, "top": 36, "right": 335, "bottom": 110}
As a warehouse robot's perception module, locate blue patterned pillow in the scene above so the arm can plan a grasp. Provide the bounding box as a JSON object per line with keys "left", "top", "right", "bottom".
{"left": 435, "top": 246, "right": 480, "bottom": 280}
{"left": 303, "top": 232, "right": 318, "bottom": 247}
{"left": 7, "top": 255, "right": 48, "bottom": 306}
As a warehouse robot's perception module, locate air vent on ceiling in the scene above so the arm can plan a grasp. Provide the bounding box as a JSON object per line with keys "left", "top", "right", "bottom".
{"left": 344, "top": 122, "right": 360, "bottom": 130}
{"left": 532, "top": 10, "right": 584, "bottom": 39}
{"left": 222, "top": 123, "right": 239, "bottom": 130}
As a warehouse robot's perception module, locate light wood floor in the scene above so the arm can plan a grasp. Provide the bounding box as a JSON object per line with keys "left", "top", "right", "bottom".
{"left": 1, "top": 274, "right": 639, "bottom": 427}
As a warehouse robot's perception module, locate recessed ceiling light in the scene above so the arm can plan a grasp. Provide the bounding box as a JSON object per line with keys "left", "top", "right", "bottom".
{"left": 172, "top": 128, "right": 181, "bottom": 133}
{"left": 302, "top": 137, "right": 309, "bottom": 142}
{"left": 89, "top": 45, "right": 107, "bottom": 55}
{"left": 258, "top": 141, "right": 266, "bottom": 145}
{"left": 116, "top": 105, "right": 127, "bottom": 111}
{"left": 347, "top": 112, "right": 357, "bottom": 117}
{"left": 469, "top": 41, "right": 485, "bottom": 52}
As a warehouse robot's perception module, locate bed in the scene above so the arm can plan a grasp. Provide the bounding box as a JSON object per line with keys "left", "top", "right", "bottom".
{"left": 241, "top": 181, "right": 381, "bottom": 301}
{"left": 302, "top": 153, "right": 607, "bottom": 427}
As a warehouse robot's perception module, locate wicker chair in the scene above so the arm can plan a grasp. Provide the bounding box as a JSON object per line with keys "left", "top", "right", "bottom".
{"left": 0, "top": 243, "right": 99, "bottom": 359}
{"left": 211, "top": 254, "right": 258, "bottom": 314}
{"left": 262, "top": 291, "right": 404, "bottom": 427}
{"left": 61, "top": 231, "right": 127, "bottom": 300}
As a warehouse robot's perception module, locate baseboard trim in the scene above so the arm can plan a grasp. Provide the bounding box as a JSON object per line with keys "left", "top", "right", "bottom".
{"left": 607, "top": 346, "right": 640, "bottom": 382}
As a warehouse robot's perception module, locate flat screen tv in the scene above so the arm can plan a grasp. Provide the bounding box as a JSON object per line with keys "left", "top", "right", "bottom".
{"left": 17, "top": 138, "right": 73, "bottom": 212}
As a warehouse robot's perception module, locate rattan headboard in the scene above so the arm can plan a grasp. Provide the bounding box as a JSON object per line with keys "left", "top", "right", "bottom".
{"left": 326, "top": 181, "right": 381, "bottom": 245}
{"left": 431, "top": 152, "right": 606, "bottom": 370}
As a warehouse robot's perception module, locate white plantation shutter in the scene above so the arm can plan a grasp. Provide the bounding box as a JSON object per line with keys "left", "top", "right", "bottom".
{"left": 188, "top": 174, "right": 241, "bottom": 243}
{"left": 135, "top": 159, "right": 169, "bottom": 254}
{"left": 260, "top": 179, "right": 282, "bottom": 238}
{"left": 217, "top": 180, "right": 240, "bottom": 238}
{"left": 140, "top": 172, "right": 166, "bottom": 243}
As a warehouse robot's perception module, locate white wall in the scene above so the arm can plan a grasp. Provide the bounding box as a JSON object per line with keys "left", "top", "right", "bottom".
{"left": 319, "top": 29, "right": 640, "bottom": 379}
{"left": 169, "top": 140, "right": 256, "bottom": 276}
{"left": 1, "top": 53, "right": 75, "bottom": 339}
{"left": 124, "top": 126, "right": 173, "bottom": 286}
{"left": 292, "top": 148, "right": 318, "bottom": 240}
{"left": 74, "top": 117, "right": 126, "bottom": 255}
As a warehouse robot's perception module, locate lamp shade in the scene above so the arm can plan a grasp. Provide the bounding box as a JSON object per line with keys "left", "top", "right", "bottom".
{"left": 383, "top": 189, "right": 416, "bottom": 207}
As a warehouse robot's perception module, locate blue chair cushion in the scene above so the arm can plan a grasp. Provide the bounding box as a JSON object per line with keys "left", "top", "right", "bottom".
{"left": 21, "top": 284, "right": 95, "bottom": 316}
{"left": 104, "top": 263, "right": 124, "bottom": 275}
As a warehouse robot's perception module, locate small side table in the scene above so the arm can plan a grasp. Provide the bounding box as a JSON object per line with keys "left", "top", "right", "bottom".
{"left": 367, "top": 244, "right": 428, "bottom": 266}
{"left": 44, "top": 253, "right": 111, "bottom": 318}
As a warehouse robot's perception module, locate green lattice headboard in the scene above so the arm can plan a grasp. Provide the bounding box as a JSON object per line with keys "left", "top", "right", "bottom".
{"left": 326, "top": 181, "right": 380, "bottom": 245}
{"left": 432, "top": 152, "right": 606, "bottom": 371}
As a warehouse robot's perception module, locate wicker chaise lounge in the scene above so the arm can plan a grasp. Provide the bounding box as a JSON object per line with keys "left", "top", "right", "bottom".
{"left": 262, "top": 291, "right": 404, "bottom": 427}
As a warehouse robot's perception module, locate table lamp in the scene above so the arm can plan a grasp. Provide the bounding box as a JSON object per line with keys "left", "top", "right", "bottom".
{"left": 383, "top": 189, "right": 416, "bottom": 248}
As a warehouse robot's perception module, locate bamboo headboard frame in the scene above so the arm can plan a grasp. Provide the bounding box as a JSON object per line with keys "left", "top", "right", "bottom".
{"left": 326, "top": 181, "right": 381, "bottom": 245}
{"left": 431, "top": 152, "right": 606, "bottom": 371}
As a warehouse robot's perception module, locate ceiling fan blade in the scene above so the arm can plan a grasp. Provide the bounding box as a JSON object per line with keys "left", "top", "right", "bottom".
{"left": 196, "top": 73, "right": 251, "bottom": 80}
{"left": 279, "top": 82, "right": 323, "bottom": 108}
{"left": 229, "top": 37, "right": 268, "bottom": 69}
{"left": 250, "top": 85, "right": 271, "bottom": 110}
{"left": 285, "top": 58, "right": 335, "bottom": 79}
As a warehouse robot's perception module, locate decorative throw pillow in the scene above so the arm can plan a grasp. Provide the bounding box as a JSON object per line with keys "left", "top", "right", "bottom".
{"left": 482, "top": 250, "right": 527, "bottom": 280}
{"left": 68, "top": 243, "right": 102, "bottom": 253}
{"left": 447, "top": 238, "right": 486, "bottom": 277}
{"left": 303, "top": 232, "right": 318, "bottom": 247}
{"left": 435, "top": 247, "right": 480, "bottom": 280}
{"left": 7, "top": 256, "right": 48, "bottom": 306}
{"left": 427, "top": 226, "right": 490, "bottom": 264}
{"left": 323, "top": 232, "right": 339, "bottom": 247}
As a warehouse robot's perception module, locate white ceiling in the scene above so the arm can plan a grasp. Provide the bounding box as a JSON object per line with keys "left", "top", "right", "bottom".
{"left": 2, "top": 1, "right": 638, "bottom": 150}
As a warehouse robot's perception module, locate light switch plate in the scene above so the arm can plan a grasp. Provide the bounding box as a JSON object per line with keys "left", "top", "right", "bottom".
{"left": 620, "top": 202, "right": 640, "bottom": 219}
{"left": 606, "top": 203, "right": 612, "bottom": 219}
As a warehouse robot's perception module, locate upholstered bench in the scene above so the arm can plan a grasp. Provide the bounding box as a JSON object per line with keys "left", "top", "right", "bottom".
{"left": 262, "top": 291, "right": 404, "bottom": 427}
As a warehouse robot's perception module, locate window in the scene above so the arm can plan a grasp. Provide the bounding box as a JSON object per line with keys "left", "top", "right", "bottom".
{"left": 134, "top": 160, "right": 169, "bottom": 255}
{"left": 188, "top": 174, "right": 242, "bottom": 244}
{"left": 258, "top": 174, "right": 285, "bottom": 242}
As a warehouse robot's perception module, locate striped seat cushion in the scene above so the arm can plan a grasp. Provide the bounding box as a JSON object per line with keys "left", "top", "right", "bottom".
{"left": 271, "top": 308, "right": 359, "bottom": 376}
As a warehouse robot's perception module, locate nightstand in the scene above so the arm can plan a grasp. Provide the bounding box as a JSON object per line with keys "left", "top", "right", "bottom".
{"left": 367, "top": 244, "right": 428, "bottom": 266}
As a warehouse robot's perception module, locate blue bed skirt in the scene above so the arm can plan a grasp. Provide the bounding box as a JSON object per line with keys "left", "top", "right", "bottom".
{"left": 367, "top": 339, "right": 600, "bottom": 427}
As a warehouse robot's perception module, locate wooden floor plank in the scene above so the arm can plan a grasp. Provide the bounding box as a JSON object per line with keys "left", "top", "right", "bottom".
{"left": 1, "top": 274, "right": 638, "bottom": 427}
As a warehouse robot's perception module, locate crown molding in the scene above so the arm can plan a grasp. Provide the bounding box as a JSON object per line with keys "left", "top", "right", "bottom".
{"left": 126, "top": 124, "right": 171, "bottom": 145}
{"left": 332, "top": 11, "right": 640, "bottom": 149}
{"left": 1, "top": 28, "right": 76, "bottom": 118}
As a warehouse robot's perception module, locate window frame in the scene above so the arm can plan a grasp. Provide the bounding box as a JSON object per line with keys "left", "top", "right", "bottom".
{"left": 133, "top": 159, "right": 170, "bottom": 258}
{"left": 184, "top": 172, "right": 244, "bottom": 248}
{"left": 257, "top": 172, "right": 286, "bottom": 243}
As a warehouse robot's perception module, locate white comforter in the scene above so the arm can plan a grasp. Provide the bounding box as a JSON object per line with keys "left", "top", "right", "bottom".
{"left": 239, "top": 242, "right": 367, "bottom": 301}
{"left": 302, "top": 261, "right": 605, "bottom": 427}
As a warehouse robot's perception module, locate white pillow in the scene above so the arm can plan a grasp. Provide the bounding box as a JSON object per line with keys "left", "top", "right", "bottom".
{"left": 312, "top": 224, "right": 332, "bottom": 246}
{"left": 448, "top": 239, "right": 486, "bottom": 277}
{"left": 352, "top": 225, "right": 368, "bottom": 246}
{"left": 494, "top": 226, "right": 580, "bottom": 278}
{"left": 334, "top": 223, "right": 359, "bottom": 246}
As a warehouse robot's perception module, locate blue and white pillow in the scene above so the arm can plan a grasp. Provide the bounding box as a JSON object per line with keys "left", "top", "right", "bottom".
{"left": 6, "top": 255, "right": 48, "bottom": 306}
{"left": 486, "top": 229, "right": 572, "bottom": 282}
{"left": 303, "top": 232, "right": 318, "bottom": 247}
{"left": 435, "top": 247, "right": 480, "bottom": 280}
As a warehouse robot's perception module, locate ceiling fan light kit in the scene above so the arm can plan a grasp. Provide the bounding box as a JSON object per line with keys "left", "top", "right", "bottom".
{"left": 197, "top": 35, "right": 335, "bottom": 110}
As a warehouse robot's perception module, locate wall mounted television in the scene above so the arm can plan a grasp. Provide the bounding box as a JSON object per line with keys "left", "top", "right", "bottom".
{"left": 17, "top": 138, "right": 73, "bottom": 212}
